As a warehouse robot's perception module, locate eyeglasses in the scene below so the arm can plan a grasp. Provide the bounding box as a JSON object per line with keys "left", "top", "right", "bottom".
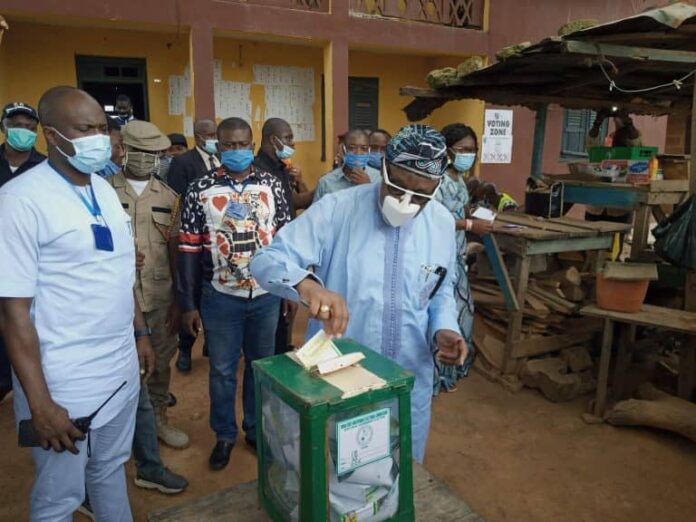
{"left": 383, "top": 164, "right": 441, "bottom": 206}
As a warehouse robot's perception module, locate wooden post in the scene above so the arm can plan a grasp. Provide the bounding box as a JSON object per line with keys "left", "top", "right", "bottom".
{"left": 686, "top": 81, "right": 696, "bottom": 313}
{"left": 530, "top": 105, "right": 548, "bottom": 180}
{"left": 630, "top": 203, "right": 651, "bottom": 260}
{"left": 502, "top": 253, "right": 531, "bottom": 373}
{"left": 594, "top": 318, "right": 615, "bottom": 417}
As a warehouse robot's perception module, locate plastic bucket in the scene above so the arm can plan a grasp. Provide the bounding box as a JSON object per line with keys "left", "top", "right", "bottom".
{"left": 596, "top": 273, "right": 649, "bottom": 313}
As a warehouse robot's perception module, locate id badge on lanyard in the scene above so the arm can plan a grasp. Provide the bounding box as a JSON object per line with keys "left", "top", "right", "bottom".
{"left": 91, "top": 223, "right": 114, "bottom": 251}
{"left": 50, "top": 162, "right": 114, "bottom": 252}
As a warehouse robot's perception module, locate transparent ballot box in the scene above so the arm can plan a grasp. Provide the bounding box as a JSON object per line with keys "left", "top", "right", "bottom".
{"left": 253, "top": 339, "right": 415, "bottom": 522}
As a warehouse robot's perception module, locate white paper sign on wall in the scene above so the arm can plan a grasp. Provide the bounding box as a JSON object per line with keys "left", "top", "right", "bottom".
{"left": 481, "top": 109, "right": 513, "bottom": 164}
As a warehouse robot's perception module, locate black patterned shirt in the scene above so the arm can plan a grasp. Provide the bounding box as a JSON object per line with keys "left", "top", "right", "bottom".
{"left": 177, "top": 165, "right": 290, "bottom": 309}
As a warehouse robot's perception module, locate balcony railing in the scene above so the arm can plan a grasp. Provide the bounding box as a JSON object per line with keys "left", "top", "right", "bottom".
{"left": 217, "top": 0, "right": 329, "bottom": 13}
{"left": 350, "top": 0, "right": 484, "bottom": 29}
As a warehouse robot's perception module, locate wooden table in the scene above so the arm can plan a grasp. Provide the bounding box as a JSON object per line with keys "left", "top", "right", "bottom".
{"left": 482, "top": 213, "right": 630, "bottom": 375}
{"left": 546, "top": 176, "right": 689, "bottom": 260}
{"left": 147, "top": 463, "right": 485, "bottom": 521}
{"left": 580, "top": 304, "right": 696, "bottom": 417}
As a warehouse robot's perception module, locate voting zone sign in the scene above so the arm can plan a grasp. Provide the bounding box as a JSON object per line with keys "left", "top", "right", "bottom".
{"left": 481, "top": 109, "right": 513, "bottom": 164}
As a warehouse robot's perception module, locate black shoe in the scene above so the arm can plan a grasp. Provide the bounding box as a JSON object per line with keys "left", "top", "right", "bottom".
{"left": 166, "top": 392, "right": 177, "bottom": 407}
{"left": 209, "top": 441, "right": 234, "bottom": 470}
{"left": 134, "top": 467, "right": 189, "bottom": 495}
{"left": 176, "top": 351, "right": 191, "bottom": 373}
{"left": 244, "top": 436, "right": 257, "bottom": 453}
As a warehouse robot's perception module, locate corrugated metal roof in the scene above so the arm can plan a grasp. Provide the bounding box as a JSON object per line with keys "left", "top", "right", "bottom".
{"left": 401, "top": 2, "right": 696, "bottom": 121}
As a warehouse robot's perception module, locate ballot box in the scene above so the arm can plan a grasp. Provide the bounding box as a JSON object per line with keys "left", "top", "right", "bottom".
{"left": 253, "top": 338, "right": 415, "bottom": 522}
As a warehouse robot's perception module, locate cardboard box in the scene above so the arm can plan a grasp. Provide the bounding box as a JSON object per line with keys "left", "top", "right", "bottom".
{"left": 600, "top": 159, "right": 650, "bottom": 184}
{"left": 625, "top": 159, "right": 650, "bottom": 184}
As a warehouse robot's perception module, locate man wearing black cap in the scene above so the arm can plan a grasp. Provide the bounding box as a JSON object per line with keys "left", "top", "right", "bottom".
{"left": 0, "top": 102, "right": 46, "bottom": 188}
{"left": 0, "top": 102, "right": 46, "bottom": 402}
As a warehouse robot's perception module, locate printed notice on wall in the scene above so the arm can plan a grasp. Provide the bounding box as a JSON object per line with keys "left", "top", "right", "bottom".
{"left": 168, "top": 75, "right": 185, "bottom": 116}
{"left": 481, "top": 109, "right": 513, "bottom": 164}
{"left": 253, "top": 65, "right": 315, "bottom": 142}
{"left": 336, "top": 408, "right": 390, "bottom": 475}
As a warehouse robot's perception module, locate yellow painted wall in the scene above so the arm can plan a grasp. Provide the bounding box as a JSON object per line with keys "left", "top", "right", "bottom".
{"left": 348, "top": 50, "right": 484, "bottom": 141}
{"left": 0, "top": 21, "right": 190, "bottom": 152}
{"left": 213, "top": 38, "right": 329, "bottom": 185}
{"left": 349, "top": 50, "right": 435, "bottom": 135}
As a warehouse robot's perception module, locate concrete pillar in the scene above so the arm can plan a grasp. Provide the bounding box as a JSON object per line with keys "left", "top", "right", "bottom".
{"left": 323, "top": 38, "right": 349, "bottom": 164}
{"left": 189, "top": 22, "right": 215, "bottom": 120}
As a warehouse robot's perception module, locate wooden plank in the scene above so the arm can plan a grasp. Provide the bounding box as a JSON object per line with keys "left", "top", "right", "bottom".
{"left": 647, "top": 192, "right": 688, "bottom": 205}
{"left": 561, "top": 183, "right": 643, "bottom": 208}
{"left": 525, "top": 235, "right": 613, "bottom": 256}
{"left": 496, "top": 213, "right": 596, "bottom": 237}
{"left": 648, "top": 179, "right": 689, "bottom": 192}
{"left": 512, "top": 331, "right": 595, "bottom": 358}
{"left": 482, "top": 234, "right": 520, "bottom": 311}
{"left": 492, "top": 222, "right": 567, "bottom": 240}
{"left": 580, "top": 304, "right": 696, "bottom": 334}
{"left": 563, "top": 40, "right": 696, "bottom": 64}
{"left": 552, "top": 216, "right": 632, "bottom": 233}
{"left": 594, "top": 318, "right": 615, "bottom": 417}
{"left": 630, "top": 203, "right": 651, "bottom": 259}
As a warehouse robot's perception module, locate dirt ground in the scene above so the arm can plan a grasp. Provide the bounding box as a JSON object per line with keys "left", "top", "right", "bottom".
{"left": 1, "top": 327, "right": 696, "bottom": 521}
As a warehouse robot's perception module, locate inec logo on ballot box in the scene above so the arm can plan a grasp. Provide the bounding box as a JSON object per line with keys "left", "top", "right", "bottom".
{"left": 337, "top": 408, "right": 390, "bottom": 475}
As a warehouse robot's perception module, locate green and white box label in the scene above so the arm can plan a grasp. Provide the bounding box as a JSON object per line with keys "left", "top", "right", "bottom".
{"left": 337, "top": 408, "right": 390, "bottom": 475}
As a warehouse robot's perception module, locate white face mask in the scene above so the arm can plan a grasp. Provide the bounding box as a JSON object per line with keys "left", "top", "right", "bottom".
{"left": 380, "top": 163, "right": 440, "bottom": 227}
{"left": 380, "top": 192, "right": 421, "bottom": 227}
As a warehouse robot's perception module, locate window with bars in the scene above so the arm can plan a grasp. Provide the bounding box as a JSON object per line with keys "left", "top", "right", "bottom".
{"left": 560, "top": 109, "right": 607, "bottom": 160}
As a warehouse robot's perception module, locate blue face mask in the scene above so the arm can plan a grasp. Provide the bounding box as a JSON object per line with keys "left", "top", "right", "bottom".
{"left": 203, "top": 139, "right": 218, "bottom": 155}
{"left": 273, "top": 137, "right": 295, "bottom": 160}
{"left": 367, "top": 151, "right": 383, "bottom": 169}
{"left": 344, "top": 152, "right": 369, "bottom": 170}
{"left": 221, "top": 149, "right": 254, "bottom": 173}
{"left": 52, "top": 128, "right": 112, "bottom": 174}
{"left": 452, "top": 152, "right": 476, "bottom": 173}
{"left": 6, "top": 127, "right": 37, "bottom": 152}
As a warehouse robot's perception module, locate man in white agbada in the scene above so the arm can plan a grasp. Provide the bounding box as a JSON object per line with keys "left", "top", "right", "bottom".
{"left": 251, "top": 124, "right": 469, "bottom": 462}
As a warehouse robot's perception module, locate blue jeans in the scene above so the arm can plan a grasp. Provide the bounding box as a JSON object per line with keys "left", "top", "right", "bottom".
{"left": 200, "top": 284, "right": 280, "bottom": 443}
{"left": 132, "top": 385, "right": 163, "bottom": 477}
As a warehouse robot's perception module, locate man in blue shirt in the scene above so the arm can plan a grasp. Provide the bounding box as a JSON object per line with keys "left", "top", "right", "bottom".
{"left": 313, "top": 128, "right": 381, "bottom": 202}
{"left": 251, "top": 124, "right": 468, "bottom": 462}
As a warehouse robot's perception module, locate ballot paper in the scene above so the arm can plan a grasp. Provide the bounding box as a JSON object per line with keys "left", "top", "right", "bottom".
{"left": 293, "top": 330, "right": 343, "bottom": 370}
{"left": 472, "top": 207, "right": 496, "bottom": 222}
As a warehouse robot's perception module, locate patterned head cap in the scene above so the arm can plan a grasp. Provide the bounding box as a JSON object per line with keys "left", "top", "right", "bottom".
{"left": 385, "top": 124, "right": 448, "bottom": 179}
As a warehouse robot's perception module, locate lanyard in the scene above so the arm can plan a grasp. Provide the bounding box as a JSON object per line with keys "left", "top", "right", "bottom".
{"left": 225, "top": 175, "right": 252, "bottom": 195}
{"left": 49, "top": 161, "right": 102, "bottom": 218}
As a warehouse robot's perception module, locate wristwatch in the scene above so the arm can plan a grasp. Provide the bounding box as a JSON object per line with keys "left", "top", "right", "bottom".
{"left": 134, "top": 328, "right": 152, "bottom": 338}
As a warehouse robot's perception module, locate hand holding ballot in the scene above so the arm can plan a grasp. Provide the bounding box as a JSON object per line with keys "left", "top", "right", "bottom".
{"left": 296, "top": 277, "right": 349, "bottom": 338}
{"left": 435, "top": 329, "right": 469, "bottom": 366}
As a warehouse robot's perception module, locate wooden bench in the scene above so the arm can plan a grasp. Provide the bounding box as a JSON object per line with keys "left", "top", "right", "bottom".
{"left": 580, "top": 303, "right": 696, "bottom": 417}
